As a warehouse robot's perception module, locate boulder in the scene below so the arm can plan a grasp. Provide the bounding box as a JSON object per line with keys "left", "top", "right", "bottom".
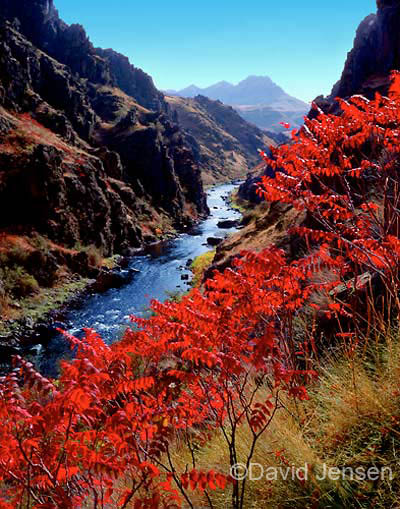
{"left": 207, "top": 237, "right": 223, "bottom": 246}
{"left": 217, "top": 219, "right": 239, "bottom": 229}
{"left": 90, "top": 268, "right": 136, "bottom": 293}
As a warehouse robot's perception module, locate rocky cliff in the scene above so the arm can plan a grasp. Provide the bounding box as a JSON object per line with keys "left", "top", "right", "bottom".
{"left": 0, "top": 0, "right": 211, "bottom": 330}
{"left": 0, "top": 0, "right": 209, "bottom": 258}
{"left": 314, "top": 0, "right": 400, "bottom": 111}
{"left": 166, "top": 94, "right": 277, "bottom": 186}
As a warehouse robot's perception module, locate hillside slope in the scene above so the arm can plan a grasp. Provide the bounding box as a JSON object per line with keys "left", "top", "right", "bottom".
{"left": 0, "top": 0, "right": 210, "bottom": 335}
{"left": 166, "top": 94, "right": 277, "bottom": 186}
{"left": 0, "top": 0, "right": 209, "bottom": 254}
{"left": 169, "top": 76, "right": 309, "bottom": 133}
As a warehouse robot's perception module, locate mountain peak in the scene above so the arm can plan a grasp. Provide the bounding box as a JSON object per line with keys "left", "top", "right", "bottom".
{"left": 171, "top": 75, "right": 307, "bottom": 108}
{"left": 213, "top": 80, "right": 233, "bottom": 87}
{"left": 240, "top": 75, "right": 273, "bottom": 83}
{"left": 168, "top": 75, "right": 309, "bottom": 133}
{"left": 178, "top": 84, "right": 202, "bottom": 95}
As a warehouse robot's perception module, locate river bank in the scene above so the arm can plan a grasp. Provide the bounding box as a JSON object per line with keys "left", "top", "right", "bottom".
{"left": 0, "top": 255, "right": 147, "bottom": 371}
{"left": 0, "top": 182, "right": 243, "bottom": 376}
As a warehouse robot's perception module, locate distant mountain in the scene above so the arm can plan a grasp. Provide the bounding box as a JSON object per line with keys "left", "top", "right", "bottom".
{"left": 168, "top": 76, "right": 309, "bottom": 133}
{"left": 234, "top": 104, "right": 307, "bottom": 133}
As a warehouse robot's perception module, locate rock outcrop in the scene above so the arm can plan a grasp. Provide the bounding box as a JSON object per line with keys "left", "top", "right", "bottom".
{"left": 0, "top": 0, "right": 209, "bottom": 261}
{"left": 314, "top": 0, "right": 400, "bottom": 111}
{"left": 95, "top": 48, "right": 164, "bottom": 112}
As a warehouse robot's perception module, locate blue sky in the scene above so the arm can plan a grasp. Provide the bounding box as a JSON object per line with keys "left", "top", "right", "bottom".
{"left": 55, "top": 1, "right": 376, "bottom": 103}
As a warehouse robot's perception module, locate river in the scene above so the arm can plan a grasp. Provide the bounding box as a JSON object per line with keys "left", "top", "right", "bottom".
{"left": 35, "top": 183, "right": 242, "bottom": 377}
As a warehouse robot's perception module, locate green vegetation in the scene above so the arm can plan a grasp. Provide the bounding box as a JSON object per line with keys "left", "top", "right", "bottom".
{"left": 0, "top": 276, "right": 89, "bottom": 335}
{"left": 164, "top": 289, "right": 188, "bottom": 303}
{"left": 191, "top": 249, "right": 216, "bottom": 287}
{"left": 229, "top": 190, "right": 270, "bottom": 225}
{"left": 101, "top": 255, "right": 120, "bottom": 270}
{"left": 229, "top": 190, "right": 251, "bottom": 214}
{"left": 0, "top": 243, "right": 40, "bottom": 308}
{"left": 0, "top": 235, "right": 98, "bottom": 335}
{"left": 2, "top": 266, "right": 39, "bottom": 298}
{"left": 73, "top": 242, "right": 104, "bottom": 268}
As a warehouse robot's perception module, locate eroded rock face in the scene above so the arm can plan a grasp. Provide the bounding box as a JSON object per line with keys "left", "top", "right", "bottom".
{"left": 0, "top": 0, "right": 57, "bottom": 45}
{"left": 0, "top": 0, "right": 208, "bottom": 260}
{"left": 0, "top": 22, "right": 98, "bottom": 140}
{"left": 103, "top": 110, "right": 207, "bottom": 222}
{"left": 314, "top": 0, "right": 400, "bottom": 111}
{"left": 0, "top": 0, "right": 112, "bottom": 85}
{"left": 0, "top": 141, "right": 143, "bottom": 255}
{"left": 1, "top": 0, "right": 165, "bottom": 112}
{"left": 95, "top": 48, "right": 164, "bottom": 112}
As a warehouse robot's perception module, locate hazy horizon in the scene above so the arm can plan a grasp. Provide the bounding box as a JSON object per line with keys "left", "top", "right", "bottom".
{"left": 163, "top": 76, "right": 309, "bottom": 104}
{"left": 55, "top": 0, "right": 376, "bottom": 103}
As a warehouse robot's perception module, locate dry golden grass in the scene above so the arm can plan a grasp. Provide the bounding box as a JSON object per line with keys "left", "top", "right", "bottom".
{"left": 158, "top": 330, "right": 400, "bottom": 508}
{"left": 213, "top": 201, "right": 306, "bottom": 273}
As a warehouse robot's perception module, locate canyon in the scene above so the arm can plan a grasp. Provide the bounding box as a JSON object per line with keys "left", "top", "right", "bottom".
{"left": 0, "top": 0, "right": 277, "bottom": 343}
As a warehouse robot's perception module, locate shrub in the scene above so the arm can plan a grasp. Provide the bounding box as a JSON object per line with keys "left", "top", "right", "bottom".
{"left": 1, "top": 73, "right": 400, "bottom": 508}
{"left": 85, "top": 245, "right": 103, "bottom": 268}
{"left": 74, "top": 242, "right": 103, "bottom": 268}
{"left": 10, "top": 267, "right": 39, "bottom": 298}
{"left": 30, "top": 233, "right": 51, "bottom": 254}
{"left": 0, "top": 278, "right": 8, "bottom": 316}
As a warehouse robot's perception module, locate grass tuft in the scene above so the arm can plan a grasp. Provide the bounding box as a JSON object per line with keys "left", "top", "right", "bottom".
{"left": 168, "top": 330, "right": 400, "bottom": 508}
{"left": 191, "top": 250, "right": 216, "bottom": 287}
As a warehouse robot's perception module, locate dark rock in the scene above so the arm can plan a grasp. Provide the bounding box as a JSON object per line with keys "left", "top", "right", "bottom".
{"left": 90, "top": 147, "right": 123, "bottom": 180}
{"left": 238, "top": 175, "right": 262, "bottom": 204}
{"left": 217, "top": 219, "right": 239, "bottom": 229}
{"left": 90, "top": 268, "right": 135, "bottom": 293}
{"left": 0, "top": 338, "right": 21, "bottom": 356}
{"left": 143, "top": 234, "right": 157, "bottom": 244}
{"left": 312, "top": 1, "right": 400, "bottom": 113}
{"left": 95, "top": 48, "right": 164, "bottom": 112}
{"left": 238, "top": 163, "right": 276, "bottom": 204}
{"left": 121, "top": 247, "right": 145, "bottom": 257}
{"left": 103, "top": 109, "right": 208, "bottom": 221}
{"left": 181, "top": 274, "right": 189, "bottom": 281}
{"left": 25, "top": 250, "right": 59, "bottom": 287}
{"left": 207, "top": 237, "right": 224, "bottom": 246}
{"left": 118, "top": 256, "right": 130, "bottom": 269}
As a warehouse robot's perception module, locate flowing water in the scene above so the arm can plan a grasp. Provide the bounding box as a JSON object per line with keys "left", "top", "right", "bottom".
{"left": 36, "top": 183, "right": 242, "bottom": 376}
